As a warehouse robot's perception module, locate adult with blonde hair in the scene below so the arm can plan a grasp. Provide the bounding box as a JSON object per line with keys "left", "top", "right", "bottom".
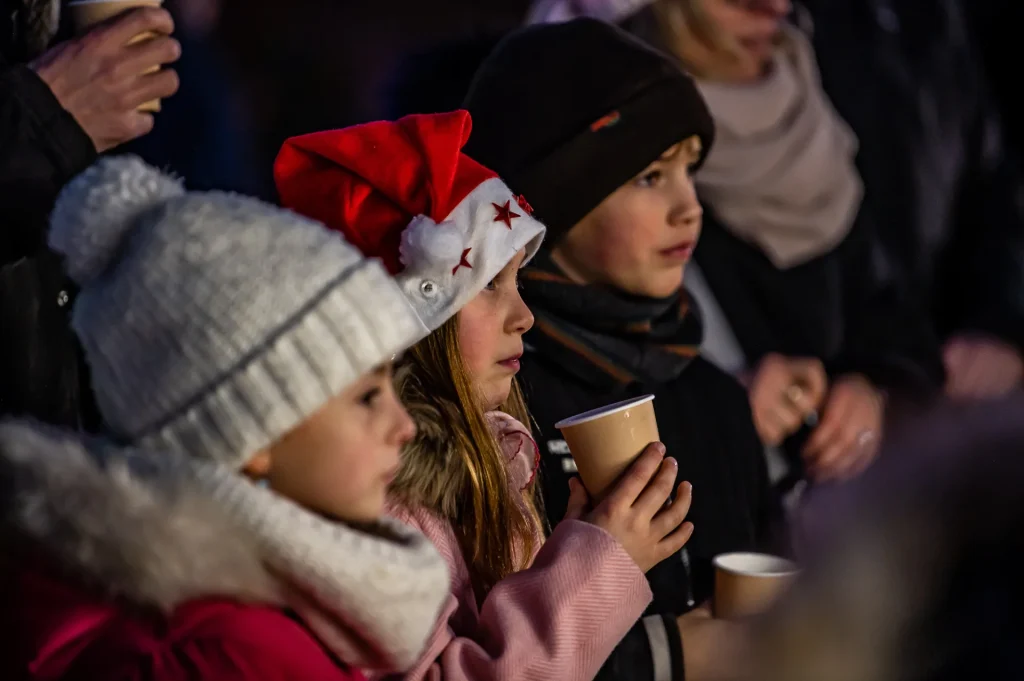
{"left": 277, "top": 110, "right": 695, "bottom": 681}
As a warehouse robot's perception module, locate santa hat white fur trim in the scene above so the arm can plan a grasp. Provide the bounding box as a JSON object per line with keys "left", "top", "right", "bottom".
{"left": 395, "top": 177, "right": 545, "bottom": 334}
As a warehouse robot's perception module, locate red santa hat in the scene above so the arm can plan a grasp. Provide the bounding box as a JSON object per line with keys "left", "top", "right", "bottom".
{"left": 274, "top": 110, "right": 546, "bottom": 336}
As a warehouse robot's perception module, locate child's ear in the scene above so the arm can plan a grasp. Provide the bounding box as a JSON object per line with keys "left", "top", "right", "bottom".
{"left": 242, "top": 449, "right": 273, "bottom": 480}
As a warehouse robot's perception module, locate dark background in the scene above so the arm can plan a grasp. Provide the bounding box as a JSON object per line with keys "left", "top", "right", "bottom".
{"left": 138, "top": 0, "right": 1023, "bottom": 201}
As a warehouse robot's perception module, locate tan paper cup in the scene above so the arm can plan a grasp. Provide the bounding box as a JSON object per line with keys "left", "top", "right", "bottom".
{"left": 68, "top": 0, "right": 165, "bottom": 112}
{"left": 555, "top": 395, "right": 659, "bottom": 502}
{"left": 713, "top": 552, "right": 799, "bottom": 619}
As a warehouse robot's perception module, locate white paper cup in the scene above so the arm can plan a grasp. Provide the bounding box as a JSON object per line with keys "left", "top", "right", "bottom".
{"left": 713, "top": 552, "right": 799, "bottom": 619}
{"left": 556, "top": 395, "right": 659, "bottom": 502}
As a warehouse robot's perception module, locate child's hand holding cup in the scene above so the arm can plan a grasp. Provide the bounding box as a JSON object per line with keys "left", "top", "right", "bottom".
{"left": 557, "top": 396, "right": 693, "bottom": 572}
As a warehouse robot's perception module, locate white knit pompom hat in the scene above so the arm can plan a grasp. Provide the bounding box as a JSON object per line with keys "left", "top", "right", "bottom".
{"left": 49, "top": 156, "right": 423, "bottom": 468}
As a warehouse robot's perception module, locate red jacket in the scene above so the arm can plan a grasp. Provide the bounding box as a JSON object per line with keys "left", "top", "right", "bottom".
{"left": 1, "top": 562, "right": 364, "bottom": 681}
{"left": 0, "top": 422, "right": 450, "bottom": 681}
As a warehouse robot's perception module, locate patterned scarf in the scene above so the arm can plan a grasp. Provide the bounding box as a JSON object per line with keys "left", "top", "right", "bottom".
{"left": 520, "top": 250, "right": 704, "bottom": 390}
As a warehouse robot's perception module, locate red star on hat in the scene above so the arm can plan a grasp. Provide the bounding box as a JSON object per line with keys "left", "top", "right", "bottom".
{"left": 493, "top": 200, "right": 521, "bottom": 229}
{"left": 515, "top": 194, "right": 534, "bottom": 216}
{"left": 452, "top": 248, "right": 473, "bottom": 275}
{"left": 274, "top": 110, "right": 547, "bottom": 334}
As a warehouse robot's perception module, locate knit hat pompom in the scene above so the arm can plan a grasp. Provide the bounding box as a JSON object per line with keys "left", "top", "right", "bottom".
{"left": 50, "top": 156, "right": 185, "bottom": 286}
{"left": 56, "top": 155, "right": 423, "bottom": 468}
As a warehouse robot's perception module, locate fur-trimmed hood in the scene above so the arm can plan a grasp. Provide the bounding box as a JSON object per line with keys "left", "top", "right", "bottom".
{"left": 388, "top": 367, "right": 539, "bottom": 519}
{"left": 0, "top": 422, "right": 276, "bottom": 610}
{"left": 0, "top": 420, "right": 450, "bottom": 672}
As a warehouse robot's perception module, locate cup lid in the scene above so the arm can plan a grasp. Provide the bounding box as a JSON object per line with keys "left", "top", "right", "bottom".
{"left": 713, "top": 552, "right": 799, "bottom": 577}
{"left": 555, "top": 394, "right": 655, "bottom": 429}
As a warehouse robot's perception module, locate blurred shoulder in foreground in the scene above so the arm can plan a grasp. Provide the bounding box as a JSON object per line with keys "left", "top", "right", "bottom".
{"left": 751, "top": 396, "right": 1024, "bottom": 681}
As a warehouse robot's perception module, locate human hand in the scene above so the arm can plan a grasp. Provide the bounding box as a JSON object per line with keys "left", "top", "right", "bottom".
{"left": 582, "top": 443, "right": 693, "bottom": 573}
{"left": 677, "top": 605, "right": 751, "bottom": 680}
{"left": 563, "top": 476, "right": 591, "bottom": 521}
{"left": 803, "top": 374, "right": 884, "bottom": 482}
{"left": 747, "top": 354, "right": 827, "bottom": 446}
{"left": 943, "top": 334, "right": 1024, "bottom": 399}
{"left": 30, "top": 8, "right": 181, "bottom": 152}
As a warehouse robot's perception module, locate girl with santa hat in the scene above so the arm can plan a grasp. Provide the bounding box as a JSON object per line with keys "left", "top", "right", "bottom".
{"left": 275, "top": 110, "right": 695, "bottom": 681}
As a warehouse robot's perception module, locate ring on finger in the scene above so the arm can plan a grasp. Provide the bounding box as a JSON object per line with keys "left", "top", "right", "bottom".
{"left": 856, "top": 429, "right": 877, "bottom": 448}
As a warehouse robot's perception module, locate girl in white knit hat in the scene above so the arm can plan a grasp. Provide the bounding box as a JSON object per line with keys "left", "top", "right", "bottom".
{"left": 0, "top": 157, "right": 449, "bottom": 681}
{"left": 276, "top": 110, "right": 695, "bottom": 681}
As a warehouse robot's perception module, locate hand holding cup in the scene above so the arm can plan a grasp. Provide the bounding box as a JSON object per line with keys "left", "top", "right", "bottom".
{"left": 677, "top": 605, "right": 752, "bottom": 681}
{"left": 581, "top": 443, "right": 694, "bottom": 573}
{"left": 31, "top": 3, "right": 180, "bottom": 151}
{"left": 747, "top": 354, "right": 827, "bottom": 446}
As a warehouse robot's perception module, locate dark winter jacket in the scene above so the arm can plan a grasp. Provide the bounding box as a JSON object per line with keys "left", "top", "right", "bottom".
{"left": 697, "top": 206, "right": 945, "bottom": 397}
{"left": 964, "top": 0, "right": 1024, "bottom": 161}
{"left": 0, "top": 1, "right": 99, "bottom": 429}
{"left": 804, "top": 0, "right": 1024, "bottom": 350}
{"left": 693, "top": 207, "right": 945, "bottom": 483}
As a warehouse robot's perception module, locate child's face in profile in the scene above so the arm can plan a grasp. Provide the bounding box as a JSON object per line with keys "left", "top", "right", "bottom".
{"left": 458, "top": 249, "right": 534, "bottom": 411}
{"left": 247, "top": 364, "right": 416, "bottom": 523}
{"left": 552, "top": 136, "right": 704, "bottom": 299}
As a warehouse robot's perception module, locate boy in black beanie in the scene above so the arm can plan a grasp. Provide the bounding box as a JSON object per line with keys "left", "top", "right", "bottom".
{"left": 465, "top": 18, "right": 778, "bottom": 681}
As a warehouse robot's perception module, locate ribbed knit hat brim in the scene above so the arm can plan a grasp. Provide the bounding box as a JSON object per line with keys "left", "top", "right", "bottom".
{"left": 49, "top": 157, "right": 425, "bottom": 468}
{"left": 134, "top": 260, "right": 418, "bottom": 468}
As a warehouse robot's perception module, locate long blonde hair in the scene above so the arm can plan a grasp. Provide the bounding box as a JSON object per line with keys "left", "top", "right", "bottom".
{"left": 390, "top": 316, "right": 543, "bottom": 599}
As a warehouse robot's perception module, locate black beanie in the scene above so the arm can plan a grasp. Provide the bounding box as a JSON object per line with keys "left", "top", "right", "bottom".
{"left": 463, "top": 18, "right": 715, "bottom": 243}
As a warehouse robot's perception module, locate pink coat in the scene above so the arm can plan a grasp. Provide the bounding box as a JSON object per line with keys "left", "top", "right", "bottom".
{"left": 386, "top": 412, "right": 652, "bottom": 681}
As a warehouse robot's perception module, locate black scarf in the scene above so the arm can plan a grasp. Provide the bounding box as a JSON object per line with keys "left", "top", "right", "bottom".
{"left": 520, "top": 250, "right": 704, "bottom": 391}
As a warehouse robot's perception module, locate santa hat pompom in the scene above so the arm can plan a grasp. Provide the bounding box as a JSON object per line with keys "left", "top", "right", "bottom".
{"left": 399, "top": 215, "right": 467, "bottom": 272}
